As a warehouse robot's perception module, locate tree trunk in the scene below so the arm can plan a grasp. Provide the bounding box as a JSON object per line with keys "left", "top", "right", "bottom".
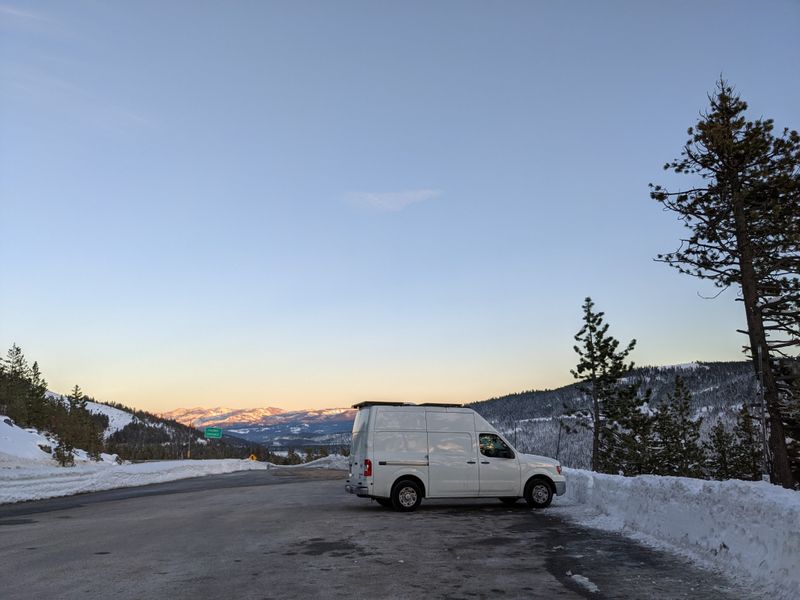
{"left": 591, "top": 381, "right": 599, "bottom": 472}
{"left": 730, "top": 190, "right": 796, "bottom": 488}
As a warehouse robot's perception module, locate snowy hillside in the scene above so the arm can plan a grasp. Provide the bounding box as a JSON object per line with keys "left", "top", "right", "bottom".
{"left": 0, "top": 415, "right": 118, "bottom": 468}
{"left": 471, "top": 361, "right": 759, "bottom": 468}
{"left": 45, "top": 391, "right": 136, "bottom": 438}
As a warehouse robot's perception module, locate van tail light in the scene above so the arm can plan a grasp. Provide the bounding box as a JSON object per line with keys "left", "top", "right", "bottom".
{"left": 363, "top": 459, "right": 372, "bottom": 477}
{"left": 556, "top": 465, "right": 562, "bottom": 475}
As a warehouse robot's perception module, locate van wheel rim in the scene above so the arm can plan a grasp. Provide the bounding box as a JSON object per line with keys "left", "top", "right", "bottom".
{"left": 532, "top": 484, "right": 549, "bottom": 504}
{"left": 398, "top": 487, "right": 417, "bottom": 507}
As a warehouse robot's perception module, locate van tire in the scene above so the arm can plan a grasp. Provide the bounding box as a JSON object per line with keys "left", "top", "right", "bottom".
{"left": 391, "top": 479, "right": 423, "bottom": 512}
{"left": 499, "top": 497, "right": 520, "bottom": 506}
{"left": 524, "top": 477, "right": 554, "bottom": 509}
{"left": 375, "top": 498, "right": 392, "bottom": 508}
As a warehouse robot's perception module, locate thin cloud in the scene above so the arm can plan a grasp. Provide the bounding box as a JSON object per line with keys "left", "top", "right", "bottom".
{"left": 347, "top": 189, "right": 442, "bottom": 212}
{"left": 0, "top": 5, "right": 48, "bottom": 22}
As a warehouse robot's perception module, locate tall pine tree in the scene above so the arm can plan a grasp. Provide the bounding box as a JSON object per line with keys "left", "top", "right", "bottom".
{"left": 571, "top": 297, "right": 637, "bottom": 472}
{"left": 650, "top": 80, "right": 799, "bottom": 488}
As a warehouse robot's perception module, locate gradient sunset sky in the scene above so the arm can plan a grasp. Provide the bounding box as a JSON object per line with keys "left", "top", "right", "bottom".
{"left": 2, "top": 1, "right": 798, "bottom": 412}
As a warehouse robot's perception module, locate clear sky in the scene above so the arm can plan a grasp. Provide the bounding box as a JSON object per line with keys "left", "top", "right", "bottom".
{"left": 1, "top": 1, "right": 798, "bottom": 412}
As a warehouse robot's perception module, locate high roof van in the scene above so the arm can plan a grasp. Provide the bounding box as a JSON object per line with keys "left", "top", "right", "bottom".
{"left": 344, "top": 402, "right": 566, "bottom": 512}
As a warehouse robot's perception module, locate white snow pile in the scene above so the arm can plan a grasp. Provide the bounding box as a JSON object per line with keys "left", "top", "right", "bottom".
{"left": 269, "top": 454, "right": 349, "bottom": 470}
{"left": 1, "top": 459, "right": 268, "bottom": 504}
{"left": 552, "top": 468, "right": 800, "bottom": 600}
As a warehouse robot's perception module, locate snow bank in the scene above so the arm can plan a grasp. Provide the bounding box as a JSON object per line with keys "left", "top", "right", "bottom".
{"left": 269, "top": 454, "right": 349, "bottom": 470}
{"left": 553, "top": 468, "right": 800, "bottom": 600}
{"left": 1, "top": 459, "right": 267, "bottom": 504}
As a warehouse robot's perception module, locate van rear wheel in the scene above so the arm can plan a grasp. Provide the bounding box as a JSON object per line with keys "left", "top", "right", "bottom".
{"left": 391, "top": 479, "right": 422, "bottom": 512}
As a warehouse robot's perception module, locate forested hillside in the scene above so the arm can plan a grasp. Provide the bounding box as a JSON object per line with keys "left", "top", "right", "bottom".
{"left": 470, "top": 362, "right": 761, "bottom": 469}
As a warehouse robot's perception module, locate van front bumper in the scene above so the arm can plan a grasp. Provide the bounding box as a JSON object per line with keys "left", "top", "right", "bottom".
{"left": 345, "top": 483, "right": 370, "bottom": 498}
{"left": 555, "top": 481, "right": 566, "bottom": 496}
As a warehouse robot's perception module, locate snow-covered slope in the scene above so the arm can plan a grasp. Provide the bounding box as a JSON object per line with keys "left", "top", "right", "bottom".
{"left": 553, "top": 469, "right": 800, "bottom": 600}
{"left": 0, "top": 416, "right": 55, "bottom": 465}
{"left": 0, "top": 416, "right": 118, "bottom": 468}
{"left": 45, "top": 391, "right": 137, "bottom": 438}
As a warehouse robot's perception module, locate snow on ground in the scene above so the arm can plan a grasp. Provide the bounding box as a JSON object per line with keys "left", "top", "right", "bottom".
{"left": 270, "top": 454, "right": 349, "bottom": 470}
{"left": 552, "top": 468, "right": 800, "bottom": 600}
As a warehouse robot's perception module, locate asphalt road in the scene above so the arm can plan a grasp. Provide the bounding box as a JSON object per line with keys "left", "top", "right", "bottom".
{"left": 0, "top": 469, "right": 752, "bottom": 600}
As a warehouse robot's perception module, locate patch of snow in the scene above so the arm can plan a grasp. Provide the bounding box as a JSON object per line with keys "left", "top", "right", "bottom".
{"left": 85, "top": 400, "right": 136, "bottom": 438}
{"left": 552, "top": 468, "right": 800, "bottom": 600}
{"left": 566, "top": 571, "right": 599, "bottom": 593}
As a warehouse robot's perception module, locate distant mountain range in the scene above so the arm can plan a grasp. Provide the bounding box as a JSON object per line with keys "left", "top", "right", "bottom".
{"left": 162, "top": 406, "right": 356, "bottom": 447}
{"left": 162, "top": 361, "right": 758, "bottom": 454}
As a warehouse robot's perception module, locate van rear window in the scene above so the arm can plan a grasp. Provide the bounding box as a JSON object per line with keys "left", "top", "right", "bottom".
{"left": 375, "top": 409, "right": 426, "bottom": 431}
{"left": 353, "top": 408, "right": 370, "bottom": 432}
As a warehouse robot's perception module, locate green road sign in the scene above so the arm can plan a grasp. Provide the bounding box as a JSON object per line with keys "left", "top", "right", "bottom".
{"left": 204, "top": 426, "right": 223, "bottom": 439}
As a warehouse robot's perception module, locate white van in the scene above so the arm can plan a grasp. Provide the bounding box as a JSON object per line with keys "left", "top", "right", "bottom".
{"left": 344, "top": 402, "right": 566, "bottom": 512}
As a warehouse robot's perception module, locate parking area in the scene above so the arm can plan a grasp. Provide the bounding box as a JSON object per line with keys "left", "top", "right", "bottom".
{"left": 0, "top": 469, "right": 744, "bottom": 599}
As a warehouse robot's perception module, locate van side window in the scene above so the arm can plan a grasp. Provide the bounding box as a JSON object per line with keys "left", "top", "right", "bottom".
{"left": 479, "top": 433, "right": 514, "bottom": 459}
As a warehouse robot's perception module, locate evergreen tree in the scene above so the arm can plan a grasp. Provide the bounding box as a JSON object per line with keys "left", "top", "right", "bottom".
{"left": 68, "top": 385, "right": 87, "bottom": 412}
{"left": 705, "top": 422, "right": 737, "bottom": 480}
{"left": 602, "top": 384, "right": 657, "bottom": 475}
{"left": 731, "top": 404, "right": 763, "bottom": 481}
{"left": 571, "top": 297, "right": 637, "bottom": 471}
{"left": 650, "top": 80, "right": 800, "bottom": 488}
{"left": 654, "top": 376, "right": 705, "bottom": 477}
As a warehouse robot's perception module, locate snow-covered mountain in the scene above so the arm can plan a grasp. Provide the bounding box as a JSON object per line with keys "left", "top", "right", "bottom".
{"left": 162, "top": 405, "right": 356, "bottom": 447}
{"left": 161, "top": 406, "right": 287, "bottom": 428}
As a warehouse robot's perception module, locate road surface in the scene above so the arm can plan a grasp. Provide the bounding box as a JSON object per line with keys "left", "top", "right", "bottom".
{"left": 0, "top": 468, "right": 749, "bottom": 599}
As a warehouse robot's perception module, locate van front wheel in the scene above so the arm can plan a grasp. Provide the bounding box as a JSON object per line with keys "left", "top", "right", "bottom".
{"left": 391, "top": 479, "right": 422, "bottom": 512}
{"left": 524, "top": 478, "right": 553, "bottom": 509}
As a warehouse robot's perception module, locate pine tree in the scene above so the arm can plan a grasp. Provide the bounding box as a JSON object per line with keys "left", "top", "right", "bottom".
{"left": 602, "top": 384, "right": 658, "bottom": 475}
{"left": 705, "top": 422, "right": 737, "bottom": 480}
{"left": 731, "top": 404, "right": 763, "bottom": 481}
{"left": 571, "top": 297, "right": 637, "bottom": 471}
{"left": 650, "top": 80, "right": 800, "bottom": 488}
{"left": 68, "top": 385, "right": 86, "bottom": 412}
{"left": 654, "top": 376, "right": 705, "bottom": 478}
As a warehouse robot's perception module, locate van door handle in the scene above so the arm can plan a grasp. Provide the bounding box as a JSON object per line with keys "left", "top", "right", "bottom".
{"left": 481, "top": 461, "right": 490, "bottom": 464}
{"left": 466, "top": 460, "right": 476, "bottom": 464}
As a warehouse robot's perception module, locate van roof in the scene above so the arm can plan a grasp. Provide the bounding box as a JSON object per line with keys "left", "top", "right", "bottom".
{"left": 351, "top": 401, "right": 464, "bottom": 409}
